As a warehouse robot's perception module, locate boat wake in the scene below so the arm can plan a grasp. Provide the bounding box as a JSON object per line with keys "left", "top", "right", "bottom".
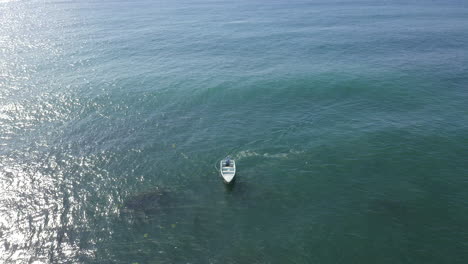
{"left": 234, "top": 149, "right": 304, "bottom": 161}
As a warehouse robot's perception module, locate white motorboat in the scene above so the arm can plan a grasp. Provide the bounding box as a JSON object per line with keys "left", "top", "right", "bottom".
{"left": 220, "top": 157, "right": 236, "bottom": 183}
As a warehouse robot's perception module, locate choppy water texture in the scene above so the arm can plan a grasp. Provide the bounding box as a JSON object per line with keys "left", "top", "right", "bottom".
{"left": 1, "top": 0, "right": 468, "bottom": 263}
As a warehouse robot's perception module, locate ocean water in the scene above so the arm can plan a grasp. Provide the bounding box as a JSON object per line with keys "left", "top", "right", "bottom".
{"left": 1, "top": 0, "right": 468, "bottom": 263}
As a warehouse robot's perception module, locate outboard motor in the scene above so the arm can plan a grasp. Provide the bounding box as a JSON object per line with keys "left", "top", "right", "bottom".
{"left": 226, "top": 157, "right": 230, "bottom": 166}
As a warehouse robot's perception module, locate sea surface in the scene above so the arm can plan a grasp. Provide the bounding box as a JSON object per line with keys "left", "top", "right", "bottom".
{"left": 1, "top": 0, "right": 468, "bottom": 263}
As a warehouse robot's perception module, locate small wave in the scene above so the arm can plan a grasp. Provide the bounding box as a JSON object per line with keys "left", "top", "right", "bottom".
{"left": 225, "top": 20, "right": 251, "bottom": 24}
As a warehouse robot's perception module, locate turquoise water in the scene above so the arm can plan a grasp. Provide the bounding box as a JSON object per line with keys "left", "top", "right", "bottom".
{"left": 1, "top": 0, "right": 468, "bottom": 263}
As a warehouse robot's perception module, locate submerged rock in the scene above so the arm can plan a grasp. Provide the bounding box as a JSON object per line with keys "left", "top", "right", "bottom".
{"left": 370, "top": 198, "right": 409, "bottom": 220}
{"left": 122, "top": 187, "right": 174, "bottom": 214}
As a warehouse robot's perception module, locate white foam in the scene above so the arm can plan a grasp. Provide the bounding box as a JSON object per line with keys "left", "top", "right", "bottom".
{"left": 234, "top": 149, "right": 304, "bottom": 160}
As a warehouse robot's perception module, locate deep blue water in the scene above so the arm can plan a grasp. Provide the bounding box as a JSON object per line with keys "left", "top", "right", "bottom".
{"left": 1, "top": 0, "right": 467, "bottom": 263}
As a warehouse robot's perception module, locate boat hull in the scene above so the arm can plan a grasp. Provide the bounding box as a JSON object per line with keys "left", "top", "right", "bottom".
{"left": 220, "top": 160, "right": 236, "bottom": 183}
